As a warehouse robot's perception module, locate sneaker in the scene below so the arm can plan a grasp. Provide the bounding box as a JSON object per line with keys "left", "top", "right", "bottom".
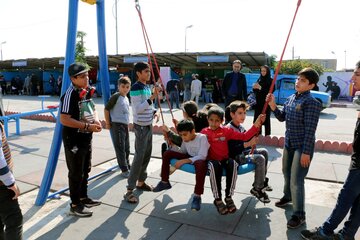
{"left": 153, "top": 181, "right": 172, "bottom": 192}
{"left": 250, "top": 187, "right": 271, "bottom": 203}
{"left": 120, "top": 171, "right": 130, "bottom": 178}
{"left": 287, "top": 215, "right": 306, "bottom": 229}
{"left": 191, "top": 196, "right": 201, "bottom": 211}
{"left": 301, "top": 227, "right": 334, "bottom": 240}
{"left": 333, "top": 231, "right": 354, "bottom": 240}
{"left": 275, "top": 197, "right": 292, "bottom": 207}
{"left": 70, "top": 204, "right": 93, "bottom": 217}
{"left": 80, "top": 198, "right": 102, "bottom": 208}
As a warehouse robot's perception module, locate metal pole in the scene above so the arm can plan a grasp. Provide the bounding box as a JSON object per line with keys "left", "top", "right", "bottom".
{"left": 115, "top": 0, "right": 118, "bottom": 55}
{"left": 0, "top": 41, "right": 6, "bottom": 61}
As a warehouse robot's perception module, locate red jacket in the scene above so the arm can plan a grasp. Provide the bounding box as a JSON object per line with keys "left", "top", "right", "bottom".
{"left": 201, "top": 125, "right": 258, "bottom": 161}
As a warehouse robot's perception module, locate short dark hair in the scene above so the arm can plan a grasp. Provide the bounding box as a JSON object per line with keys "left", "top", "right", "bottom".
{"left": 118, "top": 76, "right": 131, "bottom": 85}
{"left": 356, "top": 61, "right": 360, "bottom": 69}
{"left": 298, "top": 67, "right": 319, "bottom": 85}
{"left": 207, "top": 107, "right": 224, "bottom": 120}
{"left": 176, "top": 119, "right": 195, "bottom": 132}
{"left": 225, "top": 101, "right": 249, "bottom": 122}
{"left": 134, "top": 62, "right": 149, "bottom": 78}
{"left": 181, "top": 101, "right": 198, "bottom": 118}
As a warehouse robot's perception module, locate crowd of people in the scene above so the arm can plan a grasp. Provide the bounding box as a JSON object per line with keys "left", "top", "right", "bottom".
{"left": 1, "top": 60, "right": 359, "bottom": 240}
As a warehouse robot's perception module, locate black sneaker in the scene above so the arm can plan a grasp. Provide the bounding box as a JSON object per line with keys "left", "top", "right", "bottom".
{"left": 275, "top": 197, "right": 292, "bottom": 207}
{"left": 70, "top": 204, "right": 93, "bottom": 217}
{"left": 301, "top": 227, "right": 333, "bottom": 239}
{"left": 334, "top": 230, "right": 355, "bottom": 240}
{"left": 80, "top": 198, "right": 102, "bottom": 208}
{"left": 287, "top": 215, "right": 306, "bottom": 229}
{"left": 250, "top": 187, "right": 271, "bottom": 203}
{"left": 153, "top": 181, "right": 172, "bottom": 192}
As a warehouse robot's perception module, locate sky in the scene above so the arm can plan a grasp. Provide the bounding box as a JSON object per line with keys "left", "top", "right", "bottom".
{"left": 1, "top": 0, "right": 360, "bottom": 70}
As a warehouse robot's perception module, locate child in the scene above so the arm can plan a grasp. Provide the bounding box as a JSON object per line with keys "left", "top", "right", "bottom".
{"left": 201, "top": 107, "right": 264, "bottom": 215}
{"left": 301, "top": 61, "right": 360, "bottom": 240}
{"left": 60, "top": 62, "right": 102, "bottom": 217}
{"left": 226, "top": 101, "right": 271, "bottom": 204}
{"left": 0, "top": 123, "right": 22, "bottom": 239}
{"left": 161, "top": 101, "right": 210, "bottom": 155}
{"left": 124, "top": 62, "right": 160, "bottom": 204}
{"left": 104, "top": 76, "right": 131, "bottom": 178}
{"left": 153, "top": 119, "right": 209, "bottom": 211}
{"left": 267, "top": 67, "right": 322, "bottom": 229}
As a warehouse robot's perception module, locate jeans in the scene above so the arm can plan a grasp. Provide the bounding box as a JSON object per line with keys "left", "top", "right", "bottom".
{"left": 127, "top": 124, "right": 152, "bottom": 190}
{"left": 64, "top": 140, "right": 92, "bottom": 205}
{"left": 110, "top": 122, "right": 130, "bottom": 172}
{"left": 169, "top": 91, "right": 179, "bottom": 109}
{"left": 282, "top": 147, "right": 311, "bottom": 218}
{"left": 0, "top": 186, "right": 23, "bottom": 240}
{"left": 322, "top": 169, "right": 360, "bottom": 238}
{"left": 236, "top": 148, "right": 268, "bottom": 189}
{"left": 161, "top": 150, "right": 207, "bottom": 195}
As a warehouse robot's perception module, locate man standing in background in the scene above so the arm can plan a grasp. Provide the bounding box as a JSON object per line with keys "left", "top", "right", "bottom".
{"left": 222, "top": 60, "right": 247, "bottom": 107}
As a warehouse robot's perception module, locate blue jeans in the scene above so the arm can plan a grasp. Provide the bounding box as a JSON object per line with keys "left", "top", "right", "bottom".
{"left": 322, "top": 169, "right": 360, "bottom": 238}
{"left": 110, "top": 122, "right": 130, "bottom": 172}
{"left": 282, "top": 147, "right": 311, "bottom": 218}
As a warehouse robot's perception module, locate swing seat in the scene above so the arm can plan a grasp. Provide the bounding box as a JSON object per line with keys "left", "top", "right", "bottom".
{"left": 169, "top": 159, "right": 255, "bottom": 176}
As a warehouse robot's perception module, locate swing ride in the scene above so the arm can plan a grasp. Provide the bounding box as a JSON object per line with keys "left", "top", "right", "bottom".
{"left": 35, "top": 0, "right": 302, "bottom": 206}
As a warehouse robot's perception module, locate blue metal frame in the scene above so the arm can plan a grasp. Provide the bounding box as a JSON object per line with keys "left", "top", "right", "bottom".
{"left": 35, "top": 0, "right": 111, "bottom": 206}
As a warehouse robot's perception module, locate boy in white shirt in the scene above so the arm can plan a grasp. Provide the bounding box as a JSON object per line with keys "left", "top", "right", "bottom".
{"left": 153, "top": 119, "right": 209, "bottom": 211}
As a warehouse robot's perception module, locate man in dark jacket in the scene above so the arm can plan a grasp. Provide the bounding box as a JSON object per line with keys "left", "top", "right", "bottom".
{"left": 222, "top": 60, "right": 247, "bottom": 107}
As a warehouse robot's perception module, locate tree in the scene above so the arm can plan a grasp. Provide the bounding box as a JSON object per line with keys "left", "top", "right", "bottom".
{"left": 75, "top": 31, "right": 88, "bottom": 66}
{"left": 275, "top": 59, "right": 325, "bottom": 76}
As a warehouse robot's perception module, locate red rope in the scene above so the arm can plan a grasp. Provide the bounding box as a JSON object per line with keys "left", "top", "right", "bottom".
{"left": 261, "top": 0, "right": 302, "bottom": 115}
{"left": 135, "top": 2, "right": 175, "bottom": 124}
{"left": 251, "top": 0, "right": 302, "bottom": 153}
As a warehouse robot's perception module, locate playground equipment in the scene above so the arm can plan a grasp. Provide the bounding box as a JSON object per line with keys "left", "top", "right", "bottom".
{"left": 35, "top": 0, "right": 111, "bottom": 206}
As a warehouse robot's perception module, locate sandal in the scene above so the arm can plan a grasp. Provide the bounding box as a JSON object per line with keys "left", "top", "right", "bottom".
{"left": 224, "top": 197, "right": 237, "bottom": 213}
{"left": 123, "top": 191, "right": 138, "bottom": 204}
{"left": 136, "top": 183, "right": 153, "bottom": 191}
{"left": 213, "top": 199, "right": 228, "bottom": 215}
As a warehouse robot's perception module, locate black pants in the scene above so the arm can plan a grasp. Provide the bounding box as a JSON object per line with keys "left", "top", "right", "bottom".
{"left": 64, "top": 142, "right": 92, "bottom": 205}
{"left": 0, "top": 186, "right": 23, "bottom": 240}
{"left": 254, "top": 106, "right": 271, "bottom": 136}
{"left": 208, "top": 159, "right": 238, "bottom": 199}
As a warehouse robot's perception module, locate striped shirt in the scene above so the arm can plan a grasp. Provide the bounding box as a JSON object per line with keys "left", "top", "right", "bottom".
{"left": 0, "top": 124, "right": 14, "bottom": 187}
{"left": 130, "top": 81, "right": 154, "bottom": 126}
{"left": 273, "top": 91, "right": 321, "bottom": 155}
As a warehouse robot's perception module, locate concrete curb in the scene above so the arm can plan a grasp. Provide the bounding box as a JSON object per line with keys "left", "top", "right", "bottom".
{"left": 137, "top": 123, "right": 353, "bottom": 155}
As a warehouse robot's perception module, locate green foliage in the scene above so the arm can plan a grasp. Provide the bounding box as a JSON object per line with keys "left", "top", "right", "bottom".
{"left": 75, "top": 31, "right": 90, "bottom": 68}
{"left": 268, "top": 54, "right": 277, "bottom": 69}
{"left": 275, "top": 59, "right": 325, "bottom": 76}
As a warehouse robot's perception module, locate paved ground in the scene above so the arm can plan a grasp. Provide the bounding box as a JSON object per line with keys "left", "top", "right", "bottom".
{"left": 1, "top": 95, "right": 359, "bottom": 239}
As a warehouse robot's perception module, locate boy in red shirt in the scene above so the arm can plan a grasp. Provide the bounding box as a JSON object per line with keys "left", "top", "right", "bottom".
{"left": 201, "top": 107, "right": 264, "bottom": 215}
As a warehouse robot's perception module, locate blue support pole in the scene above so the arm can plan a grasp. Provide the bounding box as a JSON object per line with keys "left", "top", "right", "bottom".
{"left": 96, "top": 0, "right": 111, "bottom": 103}
{"left": 35, "top": 0, "right": 79, "bottom": 206}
